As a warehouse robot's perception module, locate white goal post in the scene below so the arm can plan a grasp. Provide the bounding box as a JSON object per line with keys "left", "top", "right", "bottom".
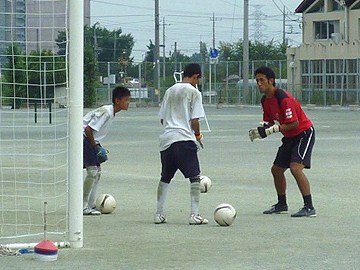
{"left": 0, "top": 0, "right": 83, "bottom": 250}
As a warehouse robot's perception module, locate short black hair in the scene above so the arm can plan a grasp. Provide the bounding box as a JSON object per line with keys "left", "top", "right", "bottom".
{"left": 112, "top": 86, "right": 130, "bottom": 103}
{"left": 254, "top": 66, "right": 276, "bottom": 86}
{"left": 183, "top": 63, "right": 201, "bottom": 78}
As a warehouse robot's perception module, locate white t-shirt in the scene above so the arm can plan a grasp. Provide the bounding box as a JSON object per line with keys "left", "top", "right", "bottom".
{"left": 83, "top": 105, "right": 115, "bottom": 143}
{"left": 159, "top": 82, "right": 205, "bottom": 151}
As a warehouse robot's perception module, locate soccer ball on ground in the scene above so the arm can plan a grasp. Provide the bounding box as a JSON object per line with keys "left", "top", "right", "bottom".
{"left": 95, "top": 194, "right": 116, "bottom": 214}
{"left": 199, "top": 175, "right": 212, "bottom": 193}
{"left": 214, "top": 203, "right": 236, "bottom": 226}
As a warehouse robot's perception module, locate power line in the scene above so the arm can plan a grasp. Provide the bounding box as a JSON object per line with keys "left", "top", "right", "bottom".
{"left": 91, "top": 0, "right": 153, "bottom": 11}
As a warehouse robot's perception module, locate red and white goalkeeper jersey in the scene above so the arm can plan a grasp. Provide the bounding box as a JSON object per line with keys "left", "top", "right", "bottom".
{"left": 261, "top": 88, "right": 313, "bottom": 138}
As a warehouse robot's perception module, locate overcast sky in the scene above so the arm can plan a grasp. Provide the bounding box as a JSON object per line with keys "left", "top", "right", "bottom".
{"left": 91, "top": 0, "right": 303, "bottom": 62}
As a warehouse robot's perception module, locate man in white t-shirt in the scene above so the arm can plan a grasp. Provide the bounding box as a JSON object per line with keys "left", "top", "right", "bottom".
{"left": 83, "top": 86, "right": 130, "bottom": 215}
{"left": 155, "top": 63, "right": 208, "bottom": 225}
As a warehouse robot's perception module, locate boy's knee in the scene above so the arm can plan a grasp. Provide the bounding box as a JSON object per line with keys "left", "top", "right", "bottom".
{"left": 271, "top": 165, "right": 284, "bottom": 176}
{"left": 289, "top": 162, "right": 304, "bottom": 174}
{"left": 86, "top": 166, "right": 100, "bottom": 178}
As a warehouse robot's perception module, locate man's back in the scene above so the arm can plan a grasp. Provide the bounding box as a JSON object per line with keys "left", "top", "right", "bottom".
{"left": 159, "top": 83, "right": 204, "bottom": 151}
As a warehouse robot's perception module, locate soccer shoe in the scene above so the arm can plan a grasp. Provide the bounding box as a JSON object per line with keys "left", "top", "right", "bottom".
{"left": 154, "top": 213, "right": 167, "bottom": 224}
{"left": 83, "top": 207, "right": 101, "bottom": 215}
{"left": 263, "top": 203, "right": 288, "bottom": 214}
{"left": 189, "top": 214, "right": 208, "bottom": 225}
{"left": 291, "top": 207, "right": 316, "bottom": 217}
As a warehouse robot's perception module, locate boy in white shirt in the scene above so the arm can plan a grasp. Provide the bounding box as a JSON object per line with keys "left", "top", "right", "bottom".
{"left": 83, "top": 86, "right": 130, "bottom": 215}
{"left": 155, "top": 63, "right": 207, "bottom": 225}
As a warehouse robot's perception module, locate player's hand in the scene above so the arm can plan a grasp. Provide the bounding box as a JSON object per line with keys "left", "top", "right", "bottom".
{"left": 95, "top": 145, "right": 108, "bottom": 163}
{"left": 258, "top": 121, "right": 270, "bottom": 128}
{"left": 249, "top": 124, "right": 280, "bottom": 142}
{"left": 195, "top": 133, "right": 204, "bottom": 149}
{"left": 249, "top": 128, "right": 261, "bottom": 142}
{"left": 263, "top": 124, "right": 280, "bottom": 137}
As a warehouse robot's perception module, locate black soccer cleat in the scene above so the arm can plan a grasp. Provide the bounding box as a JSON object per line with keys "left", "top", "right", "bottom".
{"left": 263, "top": 203, "right": 288, "bottom": 214}
{"left": 291, "top": 207, "right": 316, "bottom": 217}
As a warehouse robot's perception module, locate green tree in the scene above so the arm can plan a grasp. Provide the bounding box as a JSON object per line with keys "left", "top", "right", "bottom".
{"left": 27, "top": 49, "right": 66, "bottom": 101}
{"left": 144, "top": 40, "right": 155, "bottom": 62}
{"left": 84, "top": 43, "right": 98, "bottom": 107}
{"left": 3, "top": 44, "right": 27, "bottom": 108}
{"left": 3, "top": 43, "right": 67, "bottom": 108}
{"left": 218, "top": 39, "right": 288, "bottom": 78}
{"left": 142, "top": 39, "right": 194, "bottom": 88}
{"left": 190, "top": 41, "right": 208, "bottom": 63}
{"left": 219, "top": 39, "right": 287, "bottom": 62}
{"left": 55, "top": 31, "right": 66, "bottom": 56}
{"left": 89, "top": 24, "right": 135, "bottom": 77}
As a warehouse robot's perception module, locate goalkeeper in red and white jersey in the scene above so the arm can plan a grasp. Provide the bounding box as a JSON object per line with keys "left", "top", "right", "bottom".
{"left": 249, "top": 66, "right": 316, "bottom": 218}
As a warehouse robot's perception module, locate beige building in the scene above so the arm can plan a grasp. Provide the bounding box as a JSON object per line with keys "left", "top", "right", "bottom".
{"left": 0, "top": 0, "right": 90, "bottom": 59}
{"left": 287, "top": 0, "right": 360, "bottom": 105}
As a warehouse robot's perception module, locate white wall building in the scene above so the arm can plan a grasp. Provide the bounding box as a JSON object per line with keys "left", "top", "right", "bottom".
{"left": 287, "top": 0, "right": 360, "bottom": 105}
{"left": 0, "top": 0, "right": 90, "bottom": 60}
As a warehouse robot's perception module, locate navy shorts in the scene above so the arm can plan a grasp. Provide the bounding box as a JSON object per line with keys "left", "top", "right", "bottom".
{"left": 274, "top": 127, "right": 315, "bottom": 169}
{"left": 160, "top": 141, "right": 201, "bottom": 183}
{"left": 83, "top": 136, "right": 100, "bottom": 168}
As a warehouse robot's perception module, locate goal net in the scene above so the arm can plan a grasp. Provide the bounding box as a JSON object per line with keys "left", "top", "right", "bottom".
{"left": 0, "top": 0, "right": 77, "bottom": 250}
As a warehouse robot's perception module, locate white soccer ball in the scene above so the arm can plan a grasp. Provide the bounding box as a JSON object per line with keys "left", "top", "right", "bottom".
{"left": 199, "top": 175, "right": 212, "bottom": 193}
{"left": 214, "top": 203, "right": 236, "bottom": 226}
{"left": 95, "top": 194, "right": 116, "bottom": 214}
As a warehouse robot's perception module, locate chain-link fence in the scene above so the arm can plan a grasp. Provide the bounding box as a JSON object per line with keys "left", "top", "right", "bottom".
{"left": 95, "top": 59, "right": 360, "bottom": 107}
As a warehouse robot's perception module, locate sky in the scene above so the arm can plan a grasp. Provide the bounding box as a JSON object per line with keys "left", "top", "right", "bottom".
{"left": 90, "top": 0, "right": 304, "bottom": 62}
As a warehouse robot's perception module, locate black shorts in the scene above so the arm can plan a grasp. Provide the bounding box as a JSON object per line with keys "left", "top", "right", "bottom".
{"left": 160, "top": 141, "right": 200, "bottom": 183}
{"left": 83, "top": 136, "right": 100, "bottom": 168}
{"left": 274, "top": 127, "right": 315, "bottom": 169}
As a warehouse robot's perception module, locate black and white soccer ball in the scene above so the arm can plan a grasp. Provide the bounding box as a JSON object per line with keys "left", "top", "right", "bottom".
{"left": 199, "top": 175, "right": 212, "bottom": 193}
{"left": 95, "top": 194, "right": 116, "bottom": 214}
{"left": 214, "top": 203, "right": 236, "bottom": 226}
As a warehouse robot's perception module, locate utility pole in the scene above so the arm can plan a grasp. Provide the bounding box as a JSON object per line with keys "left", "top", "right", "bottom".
{"left": 243, "top": 0, "right": 249, "bottom": 104}
{"left": 161, "top": 17, "right": 170, "bottom": 80}
{"left": 210, "top": 12, "right": 222, "bottom": 50}
{"left": 174, "top": 41, "right": 177, "bottom": 71}
{"left": 199, "top": 40, "right": 204, "bottom": 92}
{"left": 93, "top": 22, "right": 100, "bottom": 64}
{"left": 155, "top": 0, "right": 160, "bottom": 103}
{"left": 113, "top": 31, "right": 117, "bottom": 62}
{"left": 210, "top": 13, "right": 221, "bottom": 103}
{"left": 282, "top": 5, "right": 286, "bottom": 46}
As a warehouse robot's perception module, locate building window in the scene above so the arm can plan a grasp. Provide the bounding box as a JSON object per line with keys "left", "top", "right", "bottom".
{"left": 353, "top": 2, "right": 360, "bottom": 9}
{"left": 308, "top": 0, "right": 324, "bottom": 13}
{"left": 314, "top": 20, "right": 339, "bottom": 40}
{"left": 312, "top": 60, "right": 323, "bottom": 74}
{"left": 331, "top": 1, "right": 344, "bottom": 11}
{"left": 301, "top": 59, "right": 360, "bottom": 105}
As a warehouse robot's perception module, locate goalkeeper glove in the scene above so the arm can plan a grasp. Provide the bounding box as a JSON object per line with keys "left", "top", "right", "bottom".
{"left": 249, "top": 124, "right": 280, "bottom": 142}
{"left": 95, "top": 145, "right": 108, "bottom": 163}
{"left": 195, "top": 133, "right": 204, "bottom": 149}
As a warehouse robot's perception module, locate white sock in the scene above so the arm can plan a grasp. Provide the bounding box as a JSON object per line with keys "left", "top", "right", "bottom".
{"left": 88, "top": 167, "right": 101, "bottom": 209}
{"left": 83, "top": 166, "right": 98, "bottom": 209}
{"left": 190, "top": 182, "right": 200, "bottom": 215}
{"left": 156, "top": 181, "right": 169, "bottom": 214}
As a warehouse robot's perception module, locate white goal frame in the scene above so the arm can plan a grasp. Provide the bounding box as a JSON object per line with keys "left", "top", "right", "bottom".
{"left": 0, "top": 0, "right": 83, "bottom": 250}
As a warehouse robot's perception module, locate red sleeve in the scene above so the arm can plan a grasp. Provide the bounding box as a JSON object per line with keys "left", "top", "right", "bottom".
{"left": 280, "top": 98, "right": 298, "bottom": 124}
